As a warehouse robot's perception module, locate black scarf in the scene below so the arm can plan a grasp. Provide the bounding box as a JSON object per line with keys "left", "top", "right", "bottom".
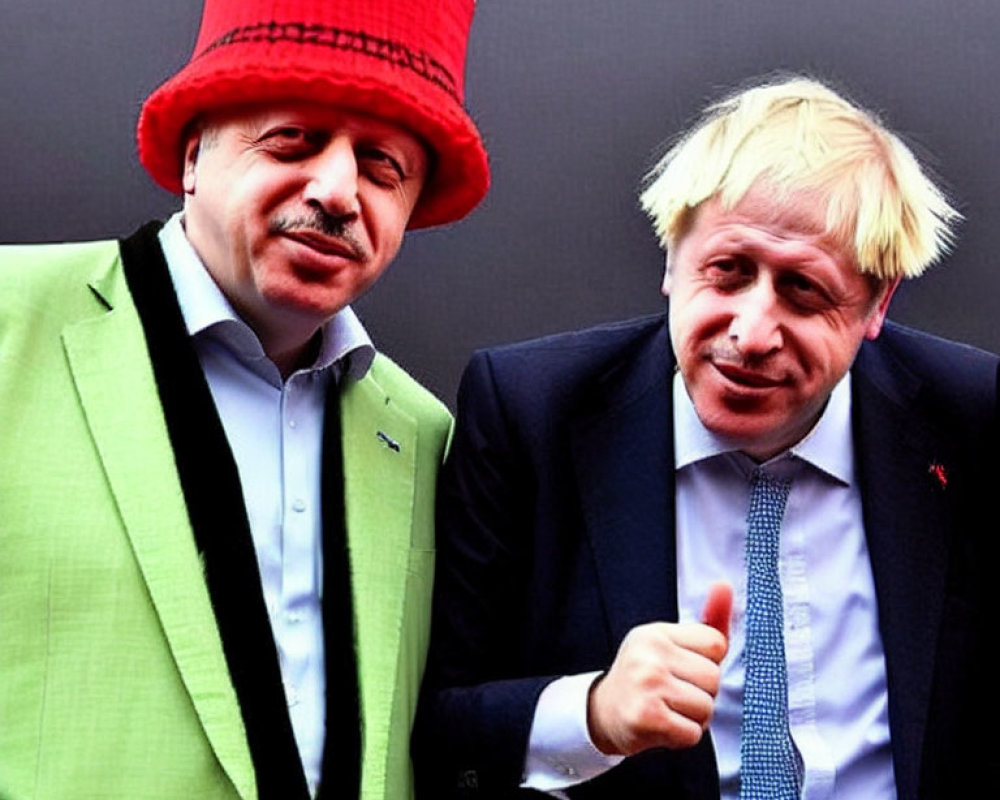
{"left": 119, "top": 222, "right": 361, "bottom": 800}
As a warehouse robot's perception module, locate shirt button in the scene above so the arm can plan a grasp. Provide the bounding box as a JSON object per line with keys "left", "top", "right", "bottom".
{"left": 292, "top": 498, "right": 306, "bottom": 512}
{"left": 288, "top": 419, "right": 297, "bottom": 428}
{"left": 287, "top": 611, "right": 303, "bottom": 624}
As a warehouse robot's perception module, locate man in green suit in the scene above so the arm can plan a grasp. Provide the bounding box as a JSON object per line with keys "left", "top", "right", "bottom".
{"left": 0, "top": 0, "right": 488, "bottom": 798}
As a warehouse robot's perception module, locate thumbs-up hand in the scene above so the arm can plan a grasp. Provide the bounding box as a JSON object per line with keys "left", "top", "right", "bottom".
{"left": 587, "top": 581, "right": 732, "bottom": 756}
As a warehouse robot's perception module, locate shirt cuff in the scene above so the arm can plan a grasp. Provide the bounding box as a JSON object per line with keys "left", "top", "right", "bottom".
{"left": 520, "top": 672, "right": 625, "bottom": 794}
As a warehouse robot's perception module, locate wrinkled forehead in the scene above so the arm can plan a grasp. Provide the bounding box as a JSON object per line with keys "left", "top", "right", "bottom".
{"left": 674, "top": 182, "right": 857, "bottom": 263}
{"left": 193, "top": 99, "right": 426, "bottom": 146}
{"left": 723, "top": 183, "right": 831, "bottom": 235}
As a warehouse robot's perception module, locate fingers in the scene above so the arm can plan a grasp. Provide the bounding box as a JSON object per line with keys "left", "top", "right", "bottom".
{"left": 666, "top": 618, "right": 729, "bottom": 665}
{"left": 701, "top": 581, "right": 734, "bottom": 640}
{"left": 657, "top": 631, "right": 725, "bottom": 700}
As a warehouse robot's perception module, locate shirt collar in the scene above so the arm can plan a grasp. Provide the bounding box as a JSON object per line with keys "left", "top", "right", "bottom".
{"left": 673, "top": 369, "right": 854, "bottom": 485}
{"left": 157, "top": 212, "right": 375, "bottom": 382}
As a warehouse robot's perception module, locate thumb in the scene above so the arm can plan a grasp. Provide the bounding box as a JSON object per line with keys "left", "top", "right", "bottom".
{"left": 700, "top": 581, "right": 733, "bottom": 640}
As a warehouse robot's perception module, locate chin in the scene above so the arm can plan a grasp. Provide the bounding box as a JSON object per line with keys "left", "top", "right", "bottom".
{"left": 264, "top": 276, "right": 350, "bottom": 310}
{"left": 700, "top": 405, "right": 785, "bottom": 446}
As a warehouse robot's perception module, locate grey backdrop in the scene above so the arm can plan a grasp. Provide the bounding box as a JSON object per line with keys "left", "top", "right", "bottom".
{"left": 4, "top": 1, "right": 999, "bottom": 406}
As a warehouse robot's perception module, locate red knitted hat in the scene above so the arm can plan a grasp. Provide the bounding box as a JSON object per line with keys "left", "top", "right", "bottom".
{"left": 137, "top": 0, "right": 489, "bottom": 229}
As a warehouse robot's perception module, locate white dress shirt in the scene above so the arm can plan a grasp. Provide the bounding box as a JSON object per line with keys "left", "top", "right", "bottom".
{"left": 523, "top": 372, "right": 896, "bottom": 799}
{"left": 159, "top": 214, "right": 375, "bottom": 797}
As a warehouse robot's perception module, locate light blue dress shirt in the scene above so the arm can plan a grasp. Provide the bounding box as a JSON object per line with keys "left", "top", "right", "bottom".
{"left": 524, "top": 371, "right": 896, "bottom": 799}
{"left": 159, "top": 214, "right": 375, "bottom": 797}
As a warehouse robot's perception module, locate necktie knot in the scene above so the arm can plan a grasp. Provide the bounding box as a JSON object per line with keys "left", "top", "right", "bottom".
{"left": 747, "top": 470, "right": 792, "bottom": 543}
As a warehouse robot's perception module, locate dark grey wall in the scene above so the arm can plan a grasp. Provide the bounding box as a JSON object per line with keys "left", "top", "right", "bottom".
{"left": 4, "top": 1, "right": 999, "bottom": 406}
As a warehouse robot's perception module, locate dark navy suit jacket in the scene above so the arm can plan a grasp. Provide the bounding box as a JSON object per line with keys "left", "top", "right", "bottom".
{"left": 414, "top": 314, "right": 999, "bottom": 799}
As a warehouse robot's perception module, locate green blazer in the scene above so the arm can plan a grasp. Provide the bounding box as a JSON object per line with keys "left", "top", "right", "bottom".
{"left": 0, "top": 235, "right": 451, "bottom": 800}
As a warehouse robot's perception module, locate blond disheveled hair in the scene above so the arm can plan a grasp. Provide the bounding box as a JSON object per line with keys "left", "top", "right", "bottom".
{"left": 639, "top": 76, "right": 959, "bottom": 280}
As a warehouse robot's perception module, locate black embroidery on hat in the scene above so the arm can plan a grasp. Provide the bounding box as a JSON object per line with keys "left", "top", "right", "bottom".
{"left": 197, "top": 22, "right": 459, "bottom": 101}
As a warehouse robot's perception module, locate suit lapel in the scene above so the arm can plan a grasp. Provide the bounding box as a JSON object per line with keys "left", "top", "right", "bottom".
{"left": 569, "top": 323, "right": 679, "bottom": 644}
{"left": 340, "top": 365, "right": 418, "bottom": 786}
{"left": 568, "top": 321, "right": 721, "bottom": 795}
{"left": 62, "top": 248, "right": 256, "bottom": 800}
{"left": 853, "top": 343, "right": 956, "bottom": 800}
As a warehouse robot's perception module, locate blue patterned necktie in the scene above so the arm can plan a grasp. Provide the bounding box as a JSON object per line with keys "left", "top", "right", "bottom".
{"left": 740, "top": 469, "right": 799, "bottom": 800}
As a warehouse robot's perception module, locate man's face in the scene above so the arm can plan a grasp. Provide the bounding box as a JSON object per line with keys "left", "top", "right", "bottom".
{"left": 665, "top": 189, "right": 897, "bottom": 460}
{"left": 182, "top": 101, "right": 428, "bottom": 358}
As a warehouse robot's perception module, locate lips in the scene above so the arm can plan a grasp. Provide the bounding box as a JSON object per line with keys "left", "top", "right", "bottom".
{"left": 712, "top": 361, "right": 784, "bottom": 389}
{"left": 282, "top": 230, "right": 362, "bottom": 261}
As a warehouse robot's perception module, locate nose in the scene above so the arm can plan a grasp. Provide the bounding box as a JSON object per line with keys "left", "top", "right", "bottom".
{"left": 302, "top": 135, "right": 360, "bottom": 218}
{"left": 728, "top": 281, "right": 783, "bottom": 357}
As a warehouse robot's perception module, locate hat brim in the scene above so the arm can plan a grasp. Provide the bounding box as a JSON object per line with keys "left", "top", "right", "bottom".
{"left": 137, "top": 48, "right": 489, "bottom": 229}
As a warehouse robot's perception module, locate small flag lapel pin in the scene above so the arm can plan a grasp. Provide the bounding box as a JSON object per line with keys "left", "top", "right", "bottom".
{"left": 376, "top": 430, "right": 401, "bottom": 452}
{"left": 928, "top": 462, "right": 947, "bottom": 489}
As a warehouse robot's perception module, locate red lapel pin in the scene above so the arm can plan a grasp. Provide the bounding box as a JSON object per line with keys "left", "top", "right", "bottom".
{"left": 928, "top": 462, "right": 948, "bottom": 489}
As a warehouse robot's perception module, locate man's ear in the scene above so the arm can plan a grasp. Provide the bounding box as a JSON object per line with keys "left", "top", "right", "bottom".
{"left": 182, "top": 135, "right": 201, "bottom": 195}
{"left": 864, "top": 276, "right": 902, "bottom": 340}
{"left": 660, "top": 255, "right": 673, "bottom": 297}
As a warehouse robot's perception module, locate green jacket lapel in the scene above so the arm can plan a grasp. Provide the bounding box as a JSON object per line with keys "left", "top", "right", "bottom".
{"left": 341, "top": 366, "right": 418, "bottom": 790}
{"left": 62, "top": 252, "right": 256, "bottom": 800}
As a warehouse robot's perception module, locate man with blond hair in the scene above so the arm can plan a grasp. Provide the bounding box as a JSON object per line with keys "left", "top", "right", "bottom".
{"left": 414, "top": 76, "right": 997, "bottom": 799}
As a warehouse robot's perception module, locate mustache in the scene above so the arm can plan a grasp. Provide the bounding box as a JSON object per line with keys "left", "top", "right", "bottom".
{"left": 270, "top": 211, "right": 368, "bottom": 260}
{"left": 707, "top": 343, "right": 773, "bottom": 371}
